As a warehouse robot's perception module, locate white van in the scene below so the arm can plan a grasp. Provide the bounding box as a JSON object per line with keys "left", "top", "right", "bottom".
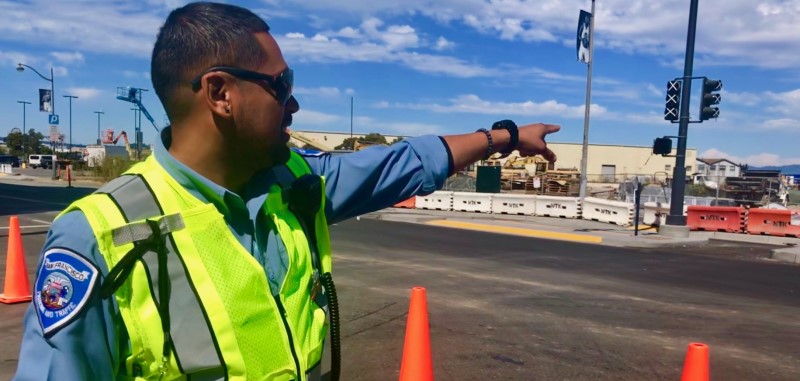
{"left": 28, "top": 154, "right": 57, "bottom": 169}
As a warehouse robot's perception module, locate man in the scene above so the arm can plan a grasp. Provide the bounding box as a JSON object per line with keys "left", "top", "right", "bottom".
{"left": 14, "top": 2, "right": 559, "bottom": 380}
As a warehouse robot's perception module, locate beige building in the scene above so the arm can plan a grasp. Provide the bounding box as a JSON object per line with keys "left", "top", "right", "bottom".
{"left": 289, "top": 130, "right": 406, "bottom": 151}
{"left": 290, "top": 130, "right": 696, "bottom": 182}
{"left": 547, "top": 142, "right": 697, "bottom": 182}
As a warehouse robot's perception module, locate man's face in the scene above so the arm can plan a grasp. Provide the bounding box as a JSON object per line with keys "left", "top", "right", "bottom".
{"left": 231, "top": 32, "right": 299, "bottom": 167}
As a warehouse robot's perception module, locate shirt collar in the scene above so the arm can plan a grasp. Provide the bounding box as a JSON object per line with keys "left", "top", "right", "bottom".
{"left": 154, "top": 126, "right": 234, "bottom": 216}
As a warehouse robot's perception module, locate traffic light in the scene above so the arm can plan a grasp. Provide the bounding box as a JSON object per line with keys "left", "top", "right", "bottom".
{"left": 700, "top": 78, "right": 722, "bottom": 121}
{"left": 664, "top": 80, "right": 681, "bottom": 121}
{"left": 653, "top": 137, "right": 672, "bottom": 155}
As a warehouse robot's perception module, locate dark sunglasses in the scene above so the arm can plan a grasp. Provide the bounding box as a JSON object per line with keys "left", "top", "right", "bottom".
{"left": 191, "top": 66, "right": 294, "bottom": 106}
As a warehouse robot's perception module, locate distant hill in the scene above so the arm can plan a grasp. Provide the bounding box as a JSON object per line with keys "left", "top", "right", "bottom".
{"left": 750, "top": 164, "right": 800, "bottom": 174}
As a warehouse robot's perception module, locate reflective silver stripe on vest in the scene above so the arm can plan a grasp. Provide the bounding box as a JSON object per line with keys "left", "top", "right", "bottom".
{"left": 99, "top": 175, "right": 225, "bottom": 379}
{"left": 112, "top": 213, "right": 185, "bottom": 247}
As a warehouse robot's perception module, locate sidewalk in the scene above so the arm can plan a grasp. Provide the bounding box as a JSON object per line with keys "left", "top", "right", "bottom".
{"left": 364, "top": 208, "right": 800, "bottom": 264}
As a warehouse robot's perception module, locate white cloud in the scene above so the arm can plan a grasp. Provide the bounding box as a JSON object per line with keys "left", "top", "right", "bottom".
{"left": 53, "top": 66, "right": 69, "bottom": 77}
{"left": 277, "top": 32, "right": 496, "bottom": 78}
{"left": 278, "top": 0, "right": 800, "bottom": 69}
{"left": 765, "top": 89, "right": 800, "bottom": 115}
{"left": 725, "top": 91, "right": 762, "bottom": 107}
{"left": 700, "top": 148, "right": 800, "bottom": 167}
{"left": 0, "top": 1, "right": 162, "bottom": 58}
{"left": 50, "top": 52, "right": 84, "bottom": 64}
{"left": 762, "top": 118, "right": 799, "bottom": 130}
{"left": 384, "top": 94, "right": 607, "bottom": 118}
{"left": 64, "top": 87, "right": 103, "bottom": 100}
{"left": 122, "top": 70, "right": 150, "bottom": 79}
{"left": 293, "top": 109, "right": 342, "bottom": 125}
{"left": 434, "top": 36, "right": 455, "bottom": 51}
{"left": 0, "top": 50, "right": 34, "bottom": 67}
{"left": 294, "top": 86, "right": 343, "bottom": 97}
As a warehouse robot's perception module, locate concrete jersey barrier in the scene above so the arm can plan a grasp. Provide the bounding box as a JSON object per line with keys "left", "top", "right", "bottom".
{"left": 582, "top": 197, "right": 634, "bottom": 226}
{"left": 491, "top": 194, "right": 537, "bottom": 216}
{"left": 534, "top": 196, "right": 582, "bottom": 219}
{"left": 416, "top": 191, "right": 453, "bottom": 211}
{"left": 452, "top": 192, "right": 493, "bottom": 213}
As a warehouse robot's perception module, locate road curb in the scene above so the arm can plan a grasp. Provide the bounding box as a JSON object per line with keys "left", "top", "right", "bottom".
{"left": 771, "top": 247, "right": 800, "bottom": 264}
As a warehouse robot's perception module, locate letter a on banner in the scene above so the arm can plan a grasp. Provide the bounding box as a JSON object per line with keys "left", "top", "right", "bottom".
{"left": 577, "top": 10, "right": 592, "bottom": 64}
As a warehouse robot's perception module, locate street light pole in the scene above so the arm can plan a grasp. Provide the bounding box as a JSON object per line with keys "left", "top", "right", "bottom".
{"left": 350, "top": 96, "right": 354, "bottom": 150}
{"left": 63, "top": 95, "right": 78, "bottom": 150}
{"left": 16, "top": 63, "right": 55, "bottom": 114}
{"left": 17, "top": 101, "right": 31, "bottom": 159}
{"left": 94, "top": 111, "right": 105, "bottom": 145}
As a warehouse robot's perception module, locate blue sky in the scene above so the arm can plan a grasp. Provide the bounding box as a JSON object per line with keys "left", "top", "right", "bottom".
{"left": 1, "top": 0, "right": 799, "bottom": 166}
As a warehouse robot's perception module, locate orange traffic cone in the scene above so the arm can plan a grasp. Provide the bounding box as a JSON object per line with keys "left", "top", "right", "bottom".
{"left": 680, "top": 343, "right": 709, "bottom": 381}
{"left": 0, "top": 216, "right": 32, "bottom": 304}
{"left": 399, "top": 286, "right": 434, "bottom": 381}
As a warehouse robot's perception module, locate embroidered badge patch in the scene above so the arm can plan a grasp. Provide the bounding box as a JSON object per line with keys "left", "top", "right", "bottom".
{"left": 34, "top": 248, "right": 99, "bottom": 336}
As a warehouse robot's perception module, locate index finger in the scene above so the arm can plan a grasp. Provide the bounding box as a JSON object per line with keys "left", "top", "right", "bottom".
{"left": 543, "top": 123, "right": 561, "bottom": 134}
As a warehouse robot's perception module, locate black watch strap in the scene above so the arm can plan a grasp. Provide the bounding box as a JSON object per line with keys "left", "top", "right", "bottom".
{"left": 491, "top": 119, "right": 519, "bottom": 154}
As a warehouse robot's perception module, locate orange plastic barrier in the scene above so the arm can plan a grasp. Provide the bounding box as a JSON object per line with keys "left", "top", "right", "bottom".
{"left": 399, "top": 287, "right": 433, "bottom": 381}
{"left": 746, "top": 208, "right": 800, "bottom": 238}
{"left": 394, "top": 197, "right": 416, "bottom": 209}
{"left": 0, "top": 216, "right": 32, "bottom": 304}
{"left": 680, "top": 343, "right": 709, "bottom": 381}
{"left": 686, "top": 206, "right": 745, "bottom": 233}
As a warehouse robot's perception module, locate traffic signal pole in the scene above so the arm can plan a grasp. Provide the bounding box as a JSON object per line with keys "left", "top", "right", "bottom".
{"left": 663, "top": 0, "right": 700, "bottom": 236}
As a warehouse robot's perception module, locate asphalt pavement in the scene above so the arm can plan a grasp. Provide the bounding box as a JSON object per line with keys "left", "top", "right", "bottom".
{"left": 1, "top": 178, "right": 799, "bottom": 380}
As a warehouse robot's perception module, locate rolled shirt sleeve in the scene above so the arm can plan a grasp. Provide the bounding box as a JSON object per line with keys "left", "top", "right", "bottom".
{"left": 301, "top": 135, "right": 451, "bottom": 224}
{"left": 13, "top": 211, "right": 120, "bottom": 381}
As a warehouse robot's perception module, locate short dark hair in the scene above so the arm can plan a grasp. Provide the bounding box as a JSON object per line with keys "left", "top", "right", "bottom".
{"left": 151, "top": 2, "right": 270, "bottom": 118}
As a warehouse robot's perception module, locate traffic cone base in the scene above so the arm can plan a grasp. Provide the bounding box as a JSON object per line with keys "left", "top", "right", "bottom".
{"left": 0, "top": 216, "right": 32, "bottom": 304}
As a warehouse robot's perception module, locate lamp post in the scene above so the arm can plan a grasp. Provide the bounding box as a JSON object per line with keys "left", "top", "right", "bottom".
{"left": 16, "top": 101, "right": 31, "bottom": 160}
{"left": 17, "top": 63, "right": 55, "bottom": 114}
{"left": 63, "top": 95, "right": 78, "bottom": 150}
{"left": 94, "top": 111, "right": 105, "bottom": 145}
{"left": 350, "top": 96, "right": 354, "bottom": 150}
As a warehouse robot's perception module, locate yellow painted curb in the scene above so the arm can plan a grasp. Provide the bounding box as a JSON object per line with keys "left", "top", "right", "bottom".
{"left": 426, "top": 220, "right": 603, "bottom": 244}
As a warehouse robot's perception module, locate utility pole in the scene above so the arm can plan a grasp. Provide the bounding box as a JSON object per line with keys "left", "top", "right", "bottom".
{"left": 578, "top": 0, "right": 596, "bottom": 199}
{"left": 63, "top": 95, "right": 78, "bottom": 150}
{"left": 350, "top": 96, "right": 354, "bottom": 150}
{"left": 662, "top": 0, "right": 700, "bottom": 237}
{"left": 94, "top": 111, "right": 105, "bottom": 145}
{"left": 17, "top": 101, "right": 31, "bottom": 159}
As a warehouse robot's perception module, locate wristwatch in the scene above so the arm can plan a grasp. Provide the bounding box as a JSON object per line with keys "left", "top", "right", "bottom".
{"left": 491, "top": 119, "right": 519, "bottom": 155}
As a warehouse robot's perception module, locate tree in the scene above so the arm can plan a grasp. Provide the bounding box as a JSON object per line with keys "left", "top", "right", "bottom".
{"left": 5, "top": 129, "right": 51, "bottom": 157}
{"left": 335, "top": 133, "right": 388, "bottom": 150}
{"left": 390, "top": 137, "right": 404, "bottom": 145}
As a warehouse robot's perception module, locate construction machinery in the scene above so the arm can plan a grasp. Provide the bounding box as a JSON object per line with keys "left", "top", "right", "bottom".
{"left": 116, "top": 87, "right": 160, "bottom": 160}
{"left": 288, "top": 130, "right": 335, "bottom": 152}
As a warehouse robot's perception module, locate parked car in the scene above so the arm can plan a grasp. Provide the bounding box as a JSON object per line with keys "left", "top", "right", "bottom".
{"left": 28, "top": 154, "right": 56, "bottom": 169}
{"left": 0, "top": 155, "right": 21, "bottom": 167}
{"left": 39, "top": 156, "right": 54, "bottom": 170}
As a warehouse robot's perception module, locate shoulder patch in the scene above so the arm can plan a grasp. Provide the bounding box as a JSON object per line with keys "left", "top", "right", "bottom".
{"left": 34, "top": 248, "right": 99, "bottom": 336}
{"left": 292, "top": 148, "right": 326, "bottom": 157}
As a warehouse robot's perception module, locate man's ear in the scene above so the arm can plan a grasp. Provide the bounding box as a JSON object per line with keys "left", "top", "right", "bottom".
{"left": 202, "top": 74, "right": 233, "bottom": 118}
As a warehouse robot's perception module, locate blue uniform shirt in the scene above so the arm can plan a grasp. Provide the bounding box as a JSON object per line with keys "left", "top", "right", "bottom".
{"left": 14, "top": 128, "right": 449, "bottom": 380}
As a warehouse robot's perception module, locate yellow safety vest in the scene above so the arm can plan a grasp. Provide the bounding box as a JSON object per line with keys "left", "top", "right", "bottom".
{"left": 59, "top": 152, "right": 333, "bottom": 380}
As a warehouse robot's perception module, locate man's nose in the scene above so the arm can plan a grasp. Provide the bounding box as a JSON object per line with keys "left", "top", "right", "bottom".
{"left": 286, "top": 95, "right": 300, "bottom": 113}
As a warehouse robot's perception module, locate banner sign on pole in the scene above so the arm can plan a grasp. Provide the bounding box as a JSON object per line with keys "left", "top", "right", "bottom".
{"left": 577, "top": 10, "right": 592, "bottom": 64}
{"left": 39, "top": 89, "right": 52, "bottom": 113}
